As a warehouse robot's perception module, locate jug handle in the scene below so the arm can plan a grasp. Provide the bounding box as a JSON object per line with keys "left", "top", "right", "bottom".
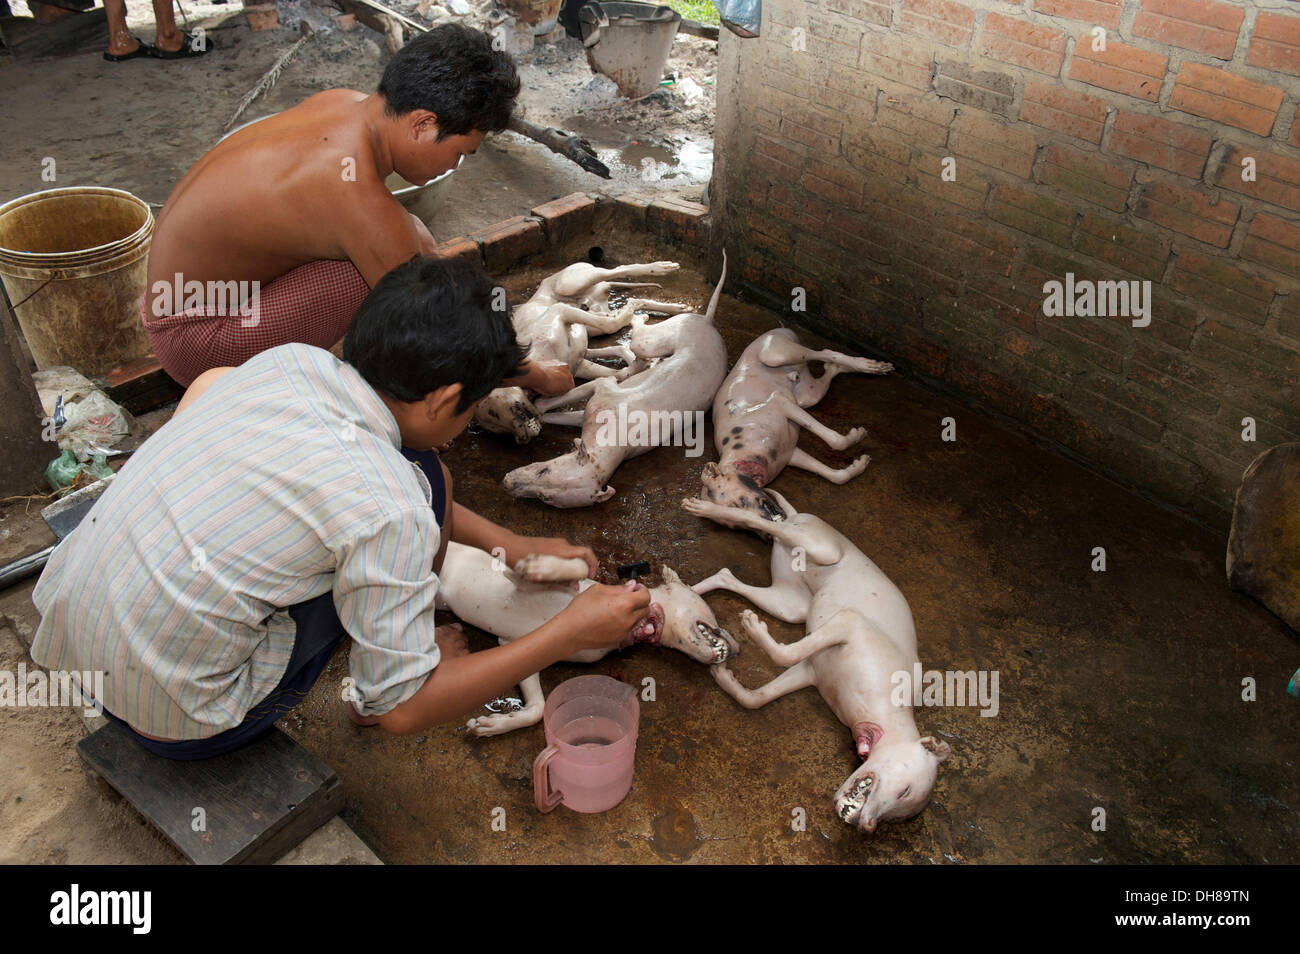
{"left": 533, "top": 745, "right": 564, "bottom": 813}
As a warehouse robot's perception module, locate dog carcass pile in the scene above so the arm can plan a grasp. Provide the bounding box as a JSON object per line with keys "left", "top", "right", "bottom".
{"left": 443, "top": 252, "right": 950, "bottom": 833}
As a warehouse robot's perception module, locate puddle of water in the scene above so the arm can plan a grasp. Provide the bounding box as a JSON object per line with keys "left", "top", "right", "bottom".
{"left": 612, "top": 137, "right": 712, "bottom": 183}
{"left": 558, "top": 113, "right": 713, "bottom": 184}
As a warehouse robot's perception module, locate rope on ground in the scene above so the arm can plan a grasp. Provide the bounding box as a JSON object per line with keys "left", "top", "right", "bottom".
{"left": 221, "top": 21, "right": 314, "bottom": 135}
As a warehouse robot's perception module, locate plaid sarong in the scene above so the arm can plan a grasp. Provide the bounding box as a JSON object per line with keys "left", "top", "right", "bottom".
{"left": 142, "top": 259, "right": 371, "bottom": 386}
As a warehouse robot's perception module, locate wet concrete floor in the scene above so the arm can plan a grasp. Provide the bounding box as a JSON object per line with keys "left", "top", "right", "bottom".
{"left": 273, "top": 231, "right": 1299, "bottom": 864}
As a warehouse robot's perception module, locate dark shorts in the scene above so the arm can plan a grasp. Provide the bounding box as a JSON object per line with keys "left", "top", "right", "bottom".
{"left": 102, "top": 449, "right": 447, "bottom": 760}
{"left": 401, "top": 446, "right": 448, "bottom": 527}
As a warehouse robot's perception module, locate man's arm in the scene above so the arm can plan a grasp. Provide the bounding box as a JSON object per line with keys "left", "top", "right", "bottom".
{"left": 376, "top": 586, "right": 648, "bottom": 734}
{"left": 451, "top": 502, "right": 597, "bottom": 577}
{"left": 331, "top": 191, "right": 570, "bottom": 396}
{"left": 501, "top": 360, "right": 575, "bottom": 396}
{"left": 336, "top": 180, "right": 441, "bottom": 287}
{"left": 337, "top": 502, "right": 644, "bottom": 734}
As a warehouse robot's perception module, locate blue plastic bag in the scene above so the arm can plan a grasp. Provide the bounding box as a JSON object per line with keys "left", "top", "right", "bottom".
{"left": 713, "top": 0, "right": 760, "bottom": 37}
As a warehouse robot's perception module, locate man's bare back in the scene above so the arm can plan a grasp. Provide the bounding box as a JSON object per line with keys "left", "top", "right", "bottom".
{"left": 138, "top": 25, "right": 573, "bottom": 392}
{"left": 148, "top": 88, "right": 478, "bottom": 298}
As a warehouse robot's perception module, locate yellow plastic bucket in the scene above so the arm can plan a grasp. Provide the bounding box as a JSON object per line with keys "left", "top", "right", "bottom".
{"left": 0, "top": 186, "right": 155, "bottom": 376}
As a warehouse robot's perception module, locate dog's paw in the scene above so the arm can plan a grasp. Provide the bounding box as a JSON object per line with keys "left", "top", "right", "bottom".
{"left": 739, "top": 609, "right": 770, "bottom": 641}
{"left": 834, "top": 426, "right": 868, "bottom": 450}
{"left": 834, "top": 454, "right": 871, "bottom": 483}
{"left": 466, "top": 714, "right": 514, "bottom": 737}
{"left": 644, "top": 261, "right": 680, "bottom": 276}
{"left": 513, "top": 554, "right": 588, "bottom": 583}
{"left": 681, "top": 497, "right": 709, "bottom": 516}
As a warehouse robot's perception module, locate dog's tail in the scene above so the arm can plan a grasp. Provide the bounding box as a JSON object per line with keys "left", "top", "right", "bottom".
{"left": 703, "top": 249, "right": 727, "bottom": 325}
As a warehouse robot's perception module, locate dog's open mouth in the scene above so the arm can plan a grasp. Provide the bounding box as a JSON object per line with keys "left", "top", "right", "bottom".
{"left": 837, "top": 774, "right": 873, "bottom": 822}
{"left": 696, "top": 621, "right": 734, "bottom": 661}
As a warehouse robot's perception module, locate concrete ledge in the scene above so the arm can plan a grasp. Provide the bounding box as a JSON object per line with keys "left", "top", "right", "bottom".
{"left": 647, "top": 195, "right": 711, "bottom": 248}
{"left": 530, "top": 193, "right": 598, "bottom": 246}
{"left": 466, "top": 215, "right": 548, "bottom": 271}
{"left": 440, "top": 190, "right": 715, "bottom": 275}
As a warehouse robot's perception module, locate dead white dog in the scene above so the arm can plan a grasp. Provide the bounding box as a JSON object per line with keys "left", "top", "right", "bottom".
{"left": 702, "top": 328, "right": 893, "bottom": 516}
{"left": 502, "top": 253, "right": 730, "bottom": 508}
{"left": 474, "top": 260, "right": 686, "bottom": 443}
{"left": 435, "top": 541, "right": 737, "bottom": 736}
{"left": 682, "top": 490, "right": 950, "bottom": 832}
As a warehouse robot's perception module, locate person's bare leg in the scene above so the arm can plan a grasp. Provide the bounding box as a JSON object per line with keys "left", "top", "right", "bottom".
{"left": 103, "top": 0, "right": 144, "bottom": 56}
{"left": 175, "top": 366, "right": 235, "bottom": 415}
{"left": 151, "top": 0, "right": 187, "bottom": 53}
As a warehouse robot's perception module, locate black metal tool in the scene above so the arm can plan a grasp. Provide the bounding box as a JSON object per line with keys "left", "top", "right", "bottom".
{"left": 617, "top": 560, "right": 651, "bottom": 582}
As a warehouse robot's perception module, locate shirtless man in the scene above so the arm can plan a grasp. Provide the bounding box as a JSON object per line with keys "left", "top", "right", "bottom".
{"left": 143, "top": 23, "right": 567, "bottom": 395}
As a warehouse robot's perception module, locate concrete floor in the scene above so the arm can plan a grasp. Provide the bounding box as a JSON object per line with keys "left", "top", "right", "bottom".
{"left": 258, "top": 233, "right": 1298, "bottom": 864}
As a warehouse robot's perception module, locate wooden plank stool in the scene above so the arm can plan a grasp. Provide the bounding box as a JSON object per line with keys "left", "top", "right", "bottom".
{"left": 78, "top": 722, "right": 344, "bottom": 865}
{"left": 97, "top": 356, "right": 184, "bottom": 416}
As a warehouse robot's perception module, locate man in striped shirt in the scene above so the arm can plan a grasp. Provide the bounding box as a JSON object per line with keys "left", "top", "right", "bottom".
{"left": 31, "top": 256, "right": 657, "bottom": 758}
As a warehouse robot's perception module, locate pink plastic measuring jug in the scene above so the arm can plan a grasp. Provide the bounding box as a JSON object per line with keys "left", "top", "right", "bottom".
{"left": 533, "top": 675, "right": 640, "bottom": 814}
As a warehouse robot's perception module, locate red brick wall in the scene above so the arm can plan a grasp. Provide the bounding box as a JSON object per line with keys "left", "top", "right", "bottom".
{"left": 713, "top": 0, "right": 1300, "bottom": 530}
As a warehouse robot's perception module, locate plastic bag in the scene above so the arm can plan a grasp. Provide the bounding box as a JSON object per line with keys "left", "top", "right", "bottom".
{"left": 32, "top": 366, "right": 132, "bottom": 461}
{"left": 712, "top": 0, "right": 760, "bottom": 37}
{"left": 44, "top": 449, "right": 113, "bottom": 492}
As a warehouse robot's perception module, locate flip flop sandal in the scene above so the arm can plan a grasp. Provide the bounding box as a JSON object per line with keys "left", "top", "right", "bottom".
{"left": 150, "top": 32, "right": 212, "bottom": 59}
{"left": 103, "top": 36, "right": 154, "bottom": 61}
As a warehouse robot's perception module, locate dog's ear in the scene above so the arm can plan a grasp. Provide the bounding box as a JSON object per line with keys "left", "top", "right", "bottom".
{"left": 660, "top": 565, "right": 681, "bottom": 585}
{"left": 593, "top": 484, "right": 616, "bottom": 504}
{"left": 920, "top": 736, "right": 951, "bottom": 763}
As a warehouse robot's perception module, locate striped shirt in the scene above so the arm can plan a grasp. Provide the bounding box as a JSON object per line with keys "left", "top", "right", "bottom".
{"left": 31, "top": 343, "right": 441, "bottom": 740}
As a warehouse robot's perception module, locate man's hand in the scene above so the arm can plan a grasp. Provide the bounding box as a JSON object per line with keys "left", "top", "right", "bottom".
{"left": 557, "top": 581, "right": 658, "bottom": 654}
{"left": 503, "top": 360, "right": 574, "bottom": 397}
{"left": 532, "top": 362, "right": 576, "bottom": 396}
{"left": 506, "top": 534, "right": 598, "bottom": 579}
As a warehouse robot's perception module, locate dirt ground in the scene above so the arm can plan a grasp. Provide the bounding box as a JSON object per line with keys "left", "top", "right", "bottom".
{"left": 0, "top": 404, "right": 184, "bottom": 864}
{"left": 0, "top": 587, "right": 183, "bottom": 864}
{"left": 0, "top": 0, "right": 716, "bottom": 237}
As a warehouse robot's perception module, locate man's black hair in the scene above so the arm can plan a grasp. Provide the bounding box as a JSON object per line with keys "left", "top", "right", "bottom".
{"left": 378, "top": 24, "right": 520, "bottom": 139}
{"left": 344, "top": 255, "right": 526, "bottom": 413}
